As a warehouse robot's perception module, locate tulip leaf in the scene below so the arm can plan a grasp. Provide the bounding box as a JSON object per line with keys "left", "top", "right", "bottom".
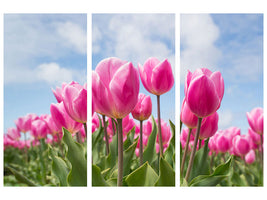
{"left": 49, "top": 146, "right": 69, "bottom": 186}
{"left": 123, "top": 127, "right": 135, "bottom": 150}
{"left": 123, "top": 140, "right": 138, "bottom": 176}
{"left": 164, "top": 120, "right": 175, "bottom": 167}
{"left": 143, "top": 116, "right": 157, "bottom": 164}
{"left": 189, "top": 138, "right": 210, "bottom": 182}
{"left": 6, "top": 166, "right": 37, "bottom": 186}
{"left": 106, "top": 132, "right": 118, "bottom": 169}
{"left": 189, "top": 155, "right": 233, "bottom": 186}
{"left": 62, "top": 128, "right": 87, "bottom": 186}
{"left": 92, "top": 115, "right": 104, "bottom": 150}
{"left": 92, "top": 164, "right": 109, "bottom": 186}
{"left": 155, "top": 157, "right": 175, "bottom": 186}
{"left": 125, "top": 162, "right": 158, "bottom": 186}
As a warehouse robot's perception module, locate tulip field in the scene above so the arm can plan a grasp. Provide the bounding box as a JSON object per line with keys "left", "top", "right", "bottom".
{"left": 180, "top": 68, "right": 263, "bottom": 186}
{"left": 4, "top": 82, "right": 87, "bottom": 186}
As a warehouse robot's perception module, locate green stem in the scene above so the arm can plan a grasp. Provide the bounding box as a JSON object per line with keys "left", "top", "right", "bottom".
{"left": 185, "top": 117, "right": 202, "bottom": 182}
{"left": 102, "top": 115, "right": 110, "bottom": 155}
{"left": 139, "top": 120, "right": 143, "bottom": 166}
{"left": 157, "top": 95, "right": 163, "bottom": 157}
{"left": 180, "top": 128, "right": 192, "bottom": 177}
{"left": 111, "top": 119, "right": 116, "bottom": 136}
{"left": 117, "top": 118, "right": 123, "bottom": 186}
{"left": 83, "top": 123, "right": 87, "bottom": 138}
{"left": 210, "top": 152, "right": 214, "bottom": 173}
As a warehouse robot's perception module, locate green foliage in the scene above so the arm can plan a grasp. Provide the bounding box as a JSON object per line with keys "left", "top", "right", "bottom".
{"left": 92, "top": 116, "right": 176, "bottom": 186}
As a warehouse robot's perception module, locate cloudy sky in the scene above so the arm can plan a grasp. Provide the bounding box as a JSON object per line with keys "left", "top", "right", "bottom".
{"left": 180, "top": 14, "right": 263, "bottom": 134}
{"left": 92, "top": 14, "right": 175, "bottom": 124}
{"left": 4, "top": 14, "right": 87, "bottom": 132}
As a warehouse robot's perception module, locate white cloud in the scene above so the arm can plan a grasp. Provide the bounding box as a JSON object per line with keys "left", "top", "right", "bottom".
{"left": 56, "top": 21, "right": 87, "bottom": 54}
{"left": 36, "top": 63, "right": 74, "bottom": 84}
{"left": 180, "top": 14, "right": 221, "bottom": 83}
{"left": 92, "top": 14, "right": 175, "bottom": 74}
{"left": 218, "top": 110, "right": 233, "bottom": 129}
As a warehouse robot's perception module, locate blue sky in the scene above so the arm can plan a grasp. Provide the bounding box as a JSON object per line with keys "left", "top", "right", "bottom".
{"left": 4, "top": 14, "right": 87, "bottom": 133}
{"left": 92, "top": 14, "right": 175, "bottom": 124}
{"left": 180, "top": 14, "right": 263, "bottom": 135}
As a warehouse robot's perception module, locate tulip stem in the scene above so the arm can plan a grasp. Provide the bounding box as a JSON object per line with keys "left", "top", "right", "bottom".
{"left": 117, "top": 118, "right": 123, "bottom": 186}
{"left": 180, "top": 128, "right": 192, "bottom": 177}
{"left": 102, "top": 115, "right": 109, "bottom": 155}
{"left": 83, "top": 123, "right": 87, "bottom": 137}
{"left": 139, "top": 120, "right": 143, "bottom": 166}
{"left": 157, "top": 95, "right": 163, "bottom": 157}
{"left": 185, "top": 117, "right": 202, "bottom": 182}
{"left": 210, "top": 152, "right": 214, "bottom": 173}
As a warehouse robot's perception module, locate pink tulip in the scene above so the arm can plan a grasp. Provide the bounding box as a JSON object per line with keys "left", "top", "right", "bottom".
{"left": 92, "top": 57, "right": 140, "bottom": 119}
{"left": 245, "top": 149, "right": 256, "bottom": 164}
{"left": 216, "top": 134, "right": 230, "bottom": 153}
{"left": 192, "top": 112, "right": 218, "bottom": 140}
{"left": 138, "top": 57, "right": 174, "bottom": 95}
{"left": 30, "top": 119, "right": 48, "bottom": 140}
{"left": 131, "top": 93, "right": 152, "bottom": 121}
{"left": 248, "top": 127, "right": 261, "bottom": 145}
{"left": 180, "top": 98, "right": 202, "bottom": 129}
{"left": 50, "top": 102, "right": 82, "bottom": 134}
{"left": 155, "top": 119, "right": 171, "bottom": 152}
{"left": 185, "top": 68, "right": 224, "bottom": 118}
{"left": 62, "top": 82, "right": 87, "bottom": 123}
{"left": 7, "top": 128, "right": 21, "bottom": 141}
{"left": 233, "top": 135, "right": 250, "bottom": 156}
{"left": 92, "top": 113, "right": 100, "bottom": 133}
{"left": 42, "top": 114, "right": 61, "bottom": 136}
{"left": 247, "top": 107, "right": 263, "bottom": 135}
{"left": 15, "top": 115, "right": 32, "bottom": 133}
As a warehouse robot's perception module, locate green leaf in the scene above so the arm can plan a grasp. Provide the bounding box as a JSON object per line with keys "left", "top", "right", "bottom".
{"left": 49, "top": 146, "right": 69, "bottom": 186}
{"left": 63, "top": 128, "right": 87, "bottom": 186}
{"left": 155, "top": 157, "right": 175, "bottom": 186}
{"left": 125, "top": 162, "right": 159, "bottom": 186}
{"left": 106, "top": 132, "right": 118, "bottom": 169}
{"left": 92, "top": 164, "right": 109, "bottom": 186}
{"left": 189, "top": 138, "right": 210, "bottom": 182}
{"left": 164, "top": 120, "right": 175, "bottom": 167}
{"left": 6, "top": 166, "right": 37, "bottom": 186}
{"left": 123, "top": 126, "right": 136, "bottom": 150}
{"left": 92, "top": 115, "right": 104, "bottom": 150}
{"left": 189, "top": 155, "right": 233, "bottom": 186}
{"left": 143, "top": 116, "right": 157, "bottom": 164}
{"left": 123, "top": 140, "right": 138, "bottom": 176}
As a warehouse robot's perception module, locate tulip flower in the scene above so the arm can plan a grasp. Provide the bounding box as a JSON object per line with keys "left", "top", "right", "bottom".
{"left": 247, "top": 107, "right": 263, "bottom": 135}
{"left": 233, "top": 135, "right": 250, "bottom": 156}
{"left": 216, "top": 134, "right": 230, "bottom": 153}
{"left": 245, "top": 149, "right": 256, "bottom": 164}
{"left": 185, "top": 68, "right": 224, "bottom": 118}
{"left": 184, "top": 68, "right": 224, "bottom": 182}
{"left": 198, "top": 112, "right": 219, "bottom": 140}
{"left": 138, "top": 57, "right": 174, "bottom": 157}
{"left": 62, "top": 82, "right": 87, "bottom": 124}
{"left": 30, "top": 119, "right": 48, "bottom": 140}
{"left": 247, "top": 107, "right": 264, "bottom": 167}
{"left": 131, "top": 93, "right": 152, "bottom": 165}
{"left": 180, "top": 98, "right": 199, "bottom": 129}
{"left": 7, "top": 127, "right": 21, "bottom": 141}
{"left": 92, "top": 57, "right": 140, "bottom": 186}
{"left": 15, "top": 115, "right": 32, "bottom": 133}
{"left": 50, "top": 102, "right": 82, "bottom": 135}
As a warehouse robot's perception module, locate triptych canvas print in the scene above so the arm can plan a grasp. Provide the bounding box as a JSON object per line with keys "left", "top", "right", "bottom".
{"left": 3, "top": 13, "right": 263, "bottom": 187}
